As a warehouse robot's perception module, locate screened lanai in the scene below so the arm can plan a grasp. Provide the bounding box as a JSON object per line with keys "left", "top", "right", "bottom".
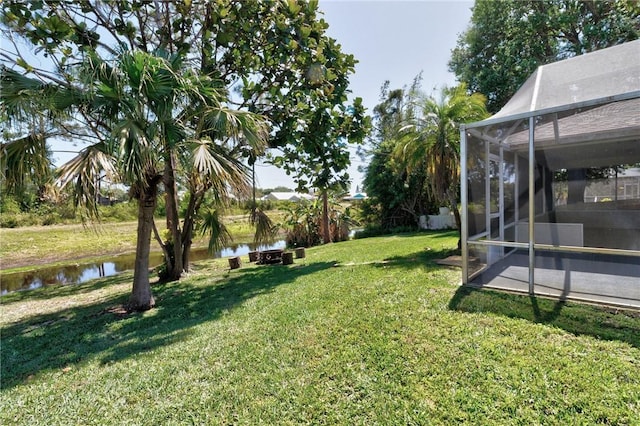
{"left": 460, "top": 39, "right": 640, "bottom": 310}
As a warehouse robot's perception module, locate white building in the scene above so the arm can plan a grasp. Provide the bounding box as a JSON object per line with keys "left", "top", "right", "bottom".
{"left": 262, "top": 192, "right": 315, "bottom": 202}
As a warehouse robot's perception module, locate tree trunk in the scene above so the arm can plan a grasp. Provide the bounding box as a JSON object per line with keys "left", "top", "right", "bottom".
{"left": 129, "top": 185, "right": 157, "bottom": 311}
{"left": 164, "top": 152, "right": 183, "bottom": 280}
{"left": 182, "top": 238, "right": 193, "bottom": 272}
{"left": 447, "top": 190, "right": 462, "bottom": 252}
{"left": 567, "top": 168, "right": 587, "bottom": 204}
{"left": 180, "top": 189, "right": 205, "bottom": 272}
{"left": 321, "top": 190, "right": 331, "bottom": 244}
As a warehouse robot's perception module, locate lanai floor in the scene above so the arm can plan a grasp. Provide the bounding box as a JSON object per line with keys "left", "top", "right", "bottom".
{"left": 467, "top": 251, "right": 640, "bottom": 310}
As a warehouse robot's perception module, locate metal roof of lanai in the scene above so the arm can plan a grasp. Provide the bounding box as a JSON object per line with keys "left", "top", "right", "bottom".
{"left": 464, "top": 39, "right": 640, "bottom": 130}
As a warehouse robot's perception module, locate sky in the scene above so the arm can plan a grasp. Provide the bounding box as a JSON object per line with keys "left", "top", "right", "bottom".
{"left": 254, "top": 0, "right": 474, "bottom": 191}
{"left": 43, "top": 1, "right": 475, "bottom": 191}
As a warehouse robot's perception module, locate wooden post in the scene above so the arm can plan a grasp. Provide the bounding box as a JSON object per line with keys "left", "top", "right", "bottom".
{"left": 282, "top": 252, "right": 294, "bottom": 265}
{"left": 295, "top": 247, "right": 306, "bottom": 259}
{"left": 228, "top": 256, "right": 241, "bottom": 269}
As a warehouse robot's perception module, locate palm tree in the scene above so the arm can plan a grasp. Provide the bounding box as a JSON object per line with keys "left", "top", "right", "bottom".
{"left": 2, "top": 50, "right": 268, "bottom": 311}
{"left": 394, "top": 84, "right": 488, "bottom": 248}
{"left": 83, "top": 50, "right": 267, "bottom": 308}
{"left": 179, "top": 128, "right": 267, "bottom": 272}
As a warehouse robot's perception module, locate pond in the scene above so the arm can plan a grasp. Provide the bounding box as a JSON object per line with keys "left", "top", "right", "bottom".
{"left": 0, "top": 240, "right": 286, "bottom": 295}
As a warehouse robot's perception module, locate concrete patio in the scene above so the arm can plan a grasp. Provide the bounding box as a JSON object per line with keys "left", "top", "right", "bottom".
{"left": 468, "top": 250, "right": 640, "bottom": 310}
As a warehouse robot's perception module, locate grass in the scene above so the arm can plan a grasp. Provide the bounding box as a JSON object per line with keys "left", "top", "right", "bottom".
{"left": 1, "top": 231, "right": 639, "bottom": 425}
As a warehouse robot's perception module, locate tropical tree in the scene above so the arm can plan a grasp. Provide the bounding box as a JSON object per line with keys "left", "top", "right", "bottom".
{"left": 178, "top": 126, "right": 267, "bottom": 274}
{"left": 393, "top": 84, "right": 489, "bottom": 248}
{"left": 49, "top": 50, "right": 267, "bottom": 310}
{"left": 271, "top": 95, "right": 370, "bottom": 243}
{"left": 281, "top": 193, "right": 355, "bottom": 248}
{"left": 1, "top": 0, "right": 359, "bottom": 309}
{"left": 362, "top": 78, "right": 437, "bottom": 230}
{"left": 2, "top": 45, "right": 266, "bottom": 310}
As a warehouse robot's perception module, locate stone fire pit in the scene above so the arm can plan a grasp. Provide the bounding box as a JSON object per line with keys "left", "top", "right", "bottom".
{"left": 258, "top": 249, "right": 284, "bottom": 265}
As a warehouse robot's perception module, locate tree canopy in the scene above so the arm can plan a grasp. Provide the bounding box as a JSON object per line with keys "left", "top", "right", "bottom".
{"left": 362, "top": 78, "right": 489, "bottom": 237}
{"left": 449, "top": 0, "right": 640, "bottom": 113}
{"left": 1, "top": 0, "right": 365, "bottom": 309}
{"left": 362, "top": 78, "right": 435, "bottom": 230}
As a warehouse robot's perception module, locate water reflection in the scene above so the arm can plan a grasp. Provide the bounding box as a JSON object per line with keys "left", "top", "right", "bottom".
{"left": 0, "top": 240, "right": 285, "bottom": 295}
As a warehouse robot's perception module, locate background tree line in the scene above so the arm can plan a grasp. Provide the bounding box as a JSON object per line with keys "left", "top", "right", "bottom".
{"left": 361, "top": 0, "right": 639, "bottom": 236}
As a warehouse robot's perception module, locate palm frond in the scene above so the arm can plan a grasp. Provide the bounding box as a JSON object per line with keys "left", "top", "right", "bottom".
{"left": 190, "top": 137, "right": 252, "bottom": 202}
{"left": 56, "top": 141, "right": 118, "bottom": 218}
{"left": 249, "top": 207, "right": 279, "bottom": 245}
{"left": 0, "top": 67, "right": 81, "bottom": 124}
{"left": 199, "top": 107, "right": 269, "bottom": 153}
{"left": 0, "top": 133, "right": 52, "bottom": 193}
{"left": 391, "top": 84, "right": 489, "bottom": 206}
{"left": 115, "top": 119, "right": 158, "bottom": 186}
{"left": 0, "top": 67, "right": 47, "bottom": 120}
{"left": 200, "top": 207, "right": 232, "bottom": 254}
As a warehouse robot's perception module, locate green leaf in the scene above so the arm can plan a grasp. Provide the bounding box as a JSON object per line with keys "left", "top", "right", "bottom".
{"left": 15, "top": 58, "right": 32, "bottom": 72}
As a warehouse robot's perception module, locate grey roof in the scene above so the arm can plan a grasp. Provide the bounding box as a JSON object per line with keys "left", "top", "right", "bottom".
{"left": 463, "top": 40, "right": 640, "bottom": 169}
{"left": 487, "top": 97, "right": 640, "bottom": 170}
{"left": 467, "top": 39, "right": 640, "bottom": 128}
{"left": 504, "top": 97, "right": 640, "bottom": 147}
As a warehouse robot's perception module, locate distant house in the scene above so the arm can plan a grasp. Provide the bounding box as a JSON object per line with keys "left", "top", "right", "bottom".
{"left": 344, "top": 192, "right": 368, "bottom": 202}
{"left": 584, "top": 168, "right": 640, "bottom": 203}
{"left": 262, "top": 192, "right": 315, "bottom": 202}
{"left": 97, "top": 195, "right": 119, "bottom": 206}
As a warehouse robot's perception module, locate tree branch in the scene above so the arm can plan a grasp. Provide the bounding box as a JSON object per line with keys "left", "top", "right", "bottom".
{"left": 152, "top": 219, "right": 172, "bottom": 268}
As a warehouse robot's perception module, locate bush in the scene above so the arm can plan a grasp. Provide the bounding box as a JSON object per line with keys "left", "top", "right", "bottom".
{"left": 99, "top": 201, "right": 138, "bottom": 222}
{"left": 353, "top": 224, "right": 419, "bottom": 239}
{"left": 0, "top": 212, "right": 42, "bottom": 227}
{"left": 0, "top": 195, "right": 21, "bottom": 215}
{"left": 281, "top": 197, "right": 357, "bottom": 248}
{"left": 0, "top": 214, "right": 21, "bottom": 228}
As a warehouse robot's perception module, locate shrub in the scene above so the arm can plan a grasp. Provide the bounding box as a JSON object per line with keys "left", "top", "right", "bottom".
{"left": 0, "top": 195, "right": 21, "bottom": 215}
{"left": 99, "top": 201, "right": 138, "bottom": 222}
{"left": 0, "top": 214, "right": 20, "bottom": 228}
{"left": 281, "top": 197, "right": 357, "bottom": 248}
{"left": 353, "top": 224, "right": 419, "bottom": 239}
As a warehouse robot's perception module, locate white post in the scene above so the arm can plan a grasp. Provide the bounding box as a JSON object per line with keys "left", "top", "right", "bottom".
{"left": 461, "top": 126, "right": 469, "bottom": 284}
{"left": 528, "top": 117, "right": 536, "bottom": 295}
{"left": 499, "top": 144, "right": 505, "bottom": 258}
{"left": 485, "top": 140, "right": 491, "bottom": 239}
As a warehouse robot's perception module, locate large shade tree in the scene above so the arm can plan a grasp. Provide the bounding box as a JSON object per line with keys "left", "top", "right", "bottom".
{"left": 1, "top": 0, "right": 361, "bottom": 309}
{"left": 393, "top": 84, "right": 488, "bottom": 248}
{"left": 271, "top": 94, "right": 369, "bottom": 244}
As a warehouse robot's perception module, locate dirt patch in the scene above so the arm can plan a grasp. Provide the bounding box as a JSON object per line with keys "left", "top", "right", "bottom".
{"left": 96, "top": 305, "right": 134, "bottom": 318}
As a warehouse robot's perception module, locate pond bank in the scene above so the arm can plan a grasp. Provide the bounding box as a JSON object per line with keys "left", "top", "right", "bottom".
{"left": 0, "top": 216, "right": 285, "bottom": 271}
{"left": 0, "top": 240, "right": 286, "bottom": 295}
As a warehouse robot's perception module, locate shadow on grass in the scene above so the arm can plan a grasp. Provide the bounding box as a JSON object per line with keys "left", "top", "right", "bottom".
{"left": 0, "top": 272, "right": 135, "bottom": 303}
{"left": 0, "top": 261, "right": 334, "bottom": 390}
{"left": 448, "top": 286, "right": 640, "bottom": 348}
{"left": 375, "top": 245, "right": 459, "bottom": 272}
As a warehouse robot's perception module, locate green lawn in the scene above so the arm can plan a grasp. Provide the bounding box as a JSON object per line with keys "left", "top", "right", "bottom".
{"left": 1, "top": 231, "right": 638, "bottom": 425}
